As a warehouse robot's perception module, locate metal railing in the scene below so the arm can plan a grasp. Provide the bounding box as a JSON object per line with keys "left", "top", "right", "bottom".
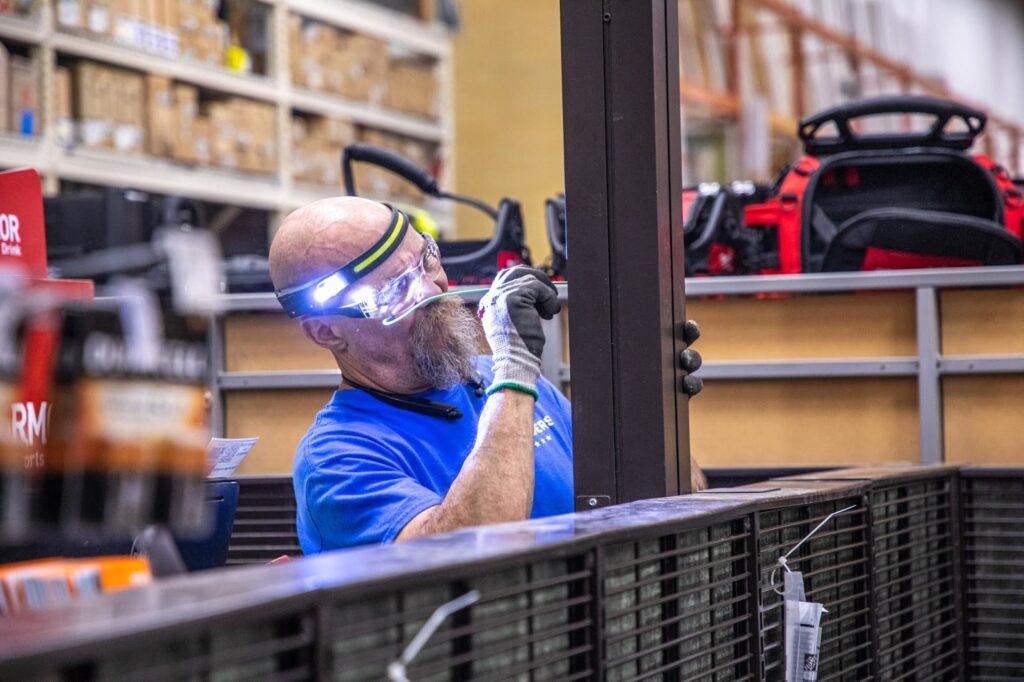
{"left": 2, "top": 465, "right": 1021, "bottom": 680}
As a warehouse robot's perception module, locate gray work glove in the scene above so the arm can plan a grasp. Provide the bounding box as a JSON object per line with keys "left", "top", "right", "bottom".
{"left": 478, "top": 266, "right": 561, "bottom": 398}
{"left": 680, "top": 319, "right": 703, "bottom": 397}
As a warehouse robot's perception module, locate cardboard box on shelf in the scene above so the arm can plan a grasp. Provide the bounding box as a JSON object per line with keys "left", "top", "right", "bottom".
{"left": 158, "top": 0, "right": 179, "bottom": 31}
{"left": 309, "top": 116, "right": 355, "bottom": 147}
{"left": 54, "top": 67, "right": 73, "bottom": 120}
{"left": 115, "top": 71, "right": 145, "bottom": 153}
{"left": 75, "top": 62, "right": 110, "bottom": 148}
{"left": 0, "top": 42, "right": 8, "bottom": 134}
{"left": 139, "top": 0, "right": 156, "bottom": 25}
{"left": 146, "top": 74, "right": 174, "bottom": 157}
{"left": 172, "top": 83, "right": 198, "bottom": 162}
{"left": 291, "top": 112, "right": 357, "bottom": 188}
{"left": 192, "top": 116, "right": 211, "bottom": 165}
{"left": 54, "top": 66, "right": 75, "bottom": 145}
{"left": 9, "top": 56, "right": 38, "bottom": 137}
{"left": 255, "top": 105, "right": 276, "bottom": 174}
{"left": 334, "top": 33, "right": 388, "bottom": 104}
{"left": 386, "top": 59, "right": 438, "bottom": 119}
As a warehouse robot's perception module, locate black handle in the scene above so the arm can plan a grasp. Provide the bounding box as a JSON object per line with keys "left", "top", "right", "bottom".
{"left": 545, "top": 196, "right": 566, "bottom": 257}
{"left": 342, "top": 143, "right": 440, "bottom": 197}
{"left": 799, "top": 96, "right": 987, "bottom": 155}
{"left": 441, "top": 198, "right": 521, "bottom": 266}
{"left": 684, "top": 185, "right": 728, "bottom": 252}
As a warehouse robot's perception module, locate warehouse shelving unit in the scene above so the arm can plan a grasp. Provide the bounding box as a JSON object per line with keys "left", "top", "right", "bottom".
{"left": 208, "top": 266, "right": 1024, "bottom": 467}
{"left": 0, "top": 0, "right": 454, "bottom": 221}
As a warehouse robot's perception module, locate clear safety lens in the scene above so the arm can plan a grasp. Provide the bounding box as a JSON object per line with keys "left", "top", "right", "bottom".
{"left": 342, "top": 233, "right": 440, "bottom": 320}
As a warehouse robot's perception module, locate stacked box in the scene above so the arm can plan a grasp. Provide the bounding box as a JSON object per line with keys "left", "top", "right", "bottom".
{"left": 54, "top": 66, "right": 74, "bottom": 145}
{"left": 386, "top": 59, "right": 438, "bottom": 119}
{"left": 356, "top": 128, "right": 434, "bottom": 201}
{"left": 145, "top": 74, "right": 174, "bottom": 156}
{"left": 114, "top": 71, "right": 145, "bottom": 153}
{"left": 329, "top": 33, "right": 388, "bottom": 104}
{"left": 195, "top": 97, "right": 275, "bottom": 173}
{"left": 291, "top": 113, "right": 356, "bottom": 187}
{"left": 73, "top": 62, "right": 145, "bottom": 152}
{"left": 289, "top": 17, "right": 388, "bottom": 105}
{"left": 59, "top": 60, "right": 275, "bottom": 172}
{"left": 9, "top": 56, "right": 38, "bottom": 137}
{"left": 202, "top": 100, "right": 235, "bottom": 169}
{"left": 110, "top": 0, "right": 180, "bottom": 59}
{"left": 172, "top": 82, "right": 198, "bottom": 161}
{"left": 178, "top": 0, "right": 224, "bottom": 66}
{"left": 58, "top": 0, "right": 234, "bottom": 63}
{"left": 0, "top": 42, "right": 8, "bottom": 133}
{"left": 74, "top": 62, "right": 108, "bottom": 147}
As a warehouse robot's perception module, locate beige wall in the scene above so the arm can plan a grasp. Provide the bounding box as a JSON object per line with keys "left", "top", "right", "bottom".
{"left": 451, "top": 0, "right": 564, "bottom": 264}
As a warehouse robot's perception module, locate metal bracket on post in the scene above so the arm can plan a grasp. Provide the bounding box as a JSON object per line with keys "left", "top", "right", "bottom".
{"left": 561, "top": 0, "right": 692, "bottom": 507}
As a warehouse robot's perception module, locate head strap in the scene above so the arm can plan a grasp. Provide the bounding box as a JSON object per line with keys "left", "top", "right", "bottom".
{"left": 275, "top": 205, "right": 410, "bottom": 318}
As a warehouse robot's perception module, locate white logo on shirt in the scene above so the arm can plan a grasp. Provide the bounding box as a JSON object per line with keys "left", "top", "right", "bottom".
{"left": 533, "top": 414, "right": 557, "bottom": 448}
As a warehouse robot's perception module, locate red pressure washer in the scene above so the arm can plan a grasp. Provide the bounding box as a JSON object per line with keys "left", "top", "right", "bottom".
{"left": 682, "top": 95, "right": 1024, "bottom": 276}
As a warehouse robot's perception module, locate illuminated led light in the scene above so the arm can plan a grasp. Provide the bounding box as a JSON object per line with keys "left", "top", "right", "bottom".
{"left": 312, "top": 273, "right": 347, "bottom": 303}
{"left": 349, "top": 286, "right": 380, "bottom": 316}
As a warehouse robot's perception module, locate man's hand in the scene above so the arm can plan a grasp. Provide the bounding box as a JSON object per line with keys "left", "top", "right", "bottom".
{"left": 680, "top": 319, "right": 704, "bottom": 397}
{"left": 397, "top": 267, "right": 560, "bottom": 542}
{"left": 478, "top": 266, "right": 561, "bottom": 398}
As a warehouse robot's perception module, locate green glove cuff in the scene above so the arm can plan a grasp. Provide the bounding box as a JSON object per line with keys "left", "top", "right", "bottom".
{"left": 485, "top": 381, "right": 539, "bottom": 400}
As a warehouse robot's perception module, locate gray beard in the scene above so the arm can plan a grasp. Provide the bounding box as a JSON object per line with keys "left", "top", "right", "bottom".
{"left": 409, "top": 297, "right": 482, "bottom": 389}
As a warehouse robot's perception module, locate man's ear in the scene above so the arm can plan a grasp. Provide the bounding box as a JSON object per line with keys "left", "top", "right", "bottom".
{"left": 300, "top": 317, "right": 347, "bottom": 352}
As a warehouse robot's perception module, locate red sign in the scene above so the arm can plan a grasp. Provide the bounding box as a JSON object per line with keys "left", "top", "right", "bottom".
{"left": 0, "top": 168, "right": 48, "bottom": 278}
{"left": 0, "top": 168, "right": 93, "bottom": 470}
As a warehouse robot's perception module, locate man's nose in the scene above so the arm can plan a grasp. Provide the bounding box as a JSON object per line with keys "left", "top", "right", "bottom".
{"left": 431, "top": 268, "right": 449, "bottom": 294}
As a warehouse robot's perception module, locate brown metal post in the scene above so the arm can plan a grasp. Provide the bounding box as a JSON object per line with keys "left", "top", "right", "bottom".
{"left": 560, "top": 0, "right": 693, "bottom": 506}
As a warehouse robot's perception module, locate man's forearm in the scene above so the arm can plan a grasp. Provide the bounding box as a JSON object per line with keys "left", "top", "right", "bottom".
{"left": 396, "top": 390, "right": 535, "bottom": 540}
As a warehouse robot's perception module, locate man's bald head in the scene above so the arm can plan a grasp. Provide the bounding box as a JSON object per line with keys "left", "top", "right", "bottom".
{"left": 269, "top": 196, "right": 393, "bottom": 292}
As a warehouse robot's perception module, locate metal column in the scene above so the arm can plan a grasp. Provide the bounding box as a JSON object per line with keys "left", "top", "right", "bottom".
{"left": 560, "top": 0, "right": 692, "bottom": 507}
{"left": 916, "top": 287, "right": 944, "bottom": 464}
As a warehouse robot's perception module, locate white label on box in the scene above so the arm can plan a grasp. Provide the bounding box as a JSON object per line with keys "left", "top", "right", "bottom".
{"left": 114, "top": 124, "right": 142, "bottom": 151}
{"left": 56, "top": 117, "right": 75, "bottom": 147}
{"left": 207, "top": 437, "right": 259, "bottom": 478}
{"left": 81, "top": 119, "right": 108, "bottom": 147}
{"left": 58, "top": 0, "right": 82, "bottom": 27}
{"left": 88, "top": 6, "right": 109, "bottom": 33}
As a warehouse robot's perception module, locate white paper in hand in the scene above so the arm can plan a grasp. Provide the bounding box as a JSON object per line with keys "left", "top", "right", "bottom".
{"left": 207, "top": 437, "right": 259, "bottom": 478}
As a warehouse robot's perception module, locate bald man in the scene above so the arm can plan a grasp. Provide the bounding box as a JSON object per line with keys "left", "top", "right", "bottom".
{"left": 270, "top": 197, "right": 574, "bottom": 553}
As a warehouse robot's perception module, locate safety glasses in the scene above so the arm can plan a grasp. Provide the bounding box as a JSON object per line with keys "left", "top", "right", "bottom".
{"left": 340, "top": 233, "right": 441, "bottom": 320}
{"left": 276, "top": 208, "right": 442, "bottom": 321}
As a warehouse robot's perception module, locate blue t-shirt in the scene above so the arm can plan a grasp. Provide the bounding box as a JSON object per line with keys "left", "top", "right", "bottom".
{"left": 293, "top": 356, "right": 574, "bottom": 554}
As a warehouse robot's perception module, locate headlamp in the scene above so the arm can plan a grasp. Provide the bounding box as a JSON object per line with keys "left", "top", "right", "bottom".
{"left": 275, "top": 205, "right": 411, "bottom": 319}
{"left": 312, "top": 273, "right": 348, "bottom": 303}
